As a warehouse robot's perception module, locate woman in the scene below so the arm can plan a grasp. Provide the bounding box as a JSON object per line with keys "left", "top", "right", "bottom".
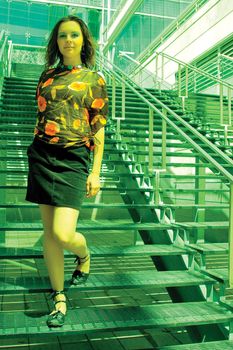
{"left": 26, "top": 15, "right": 108, "bottom": 327}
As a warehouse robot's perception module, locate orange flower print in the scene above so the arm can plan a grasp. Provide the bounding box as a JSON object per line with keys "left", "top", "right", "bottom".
{"left": 98, "top": 77, "right": 105, "bottom": 86}
{"left": 42, "top": 78, "right": 54, "bottom": 88}
{"left": 50, "top": 137, "right": 59, "bottom": 143}
{"left": 82, "top": 136, "right": 89, "bottom": 143}
{"left": 91, "top": 114, "right": 107, "bottom": 125}
{"left": 82, "top": 136, "right": 92, "bottom": 149}
{"left": 68, "top": 82, "right": 87, "bottom": 91}
{"left": 45, "top": 120, "right": 60, "bottom": 136}
{"left": 91, "top": 98, "right": 105, "bottom": 109}
{"left": 38, "top": 95, "right": 47, "bottom": 112}
{"left": 73, "top": 119, "right": 81, "bottom": 130}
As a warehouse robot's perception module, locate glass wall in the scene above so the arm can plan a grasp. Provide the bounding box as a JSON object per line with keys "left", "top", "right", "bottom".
{"left": 0, "top": 0, "right": 105, "bottom": 45}
{"left": 114, "top": 0, "right": 193, "bottom": 69}
{"left": 0, "top": 0, "right": 194, "bottom": 70}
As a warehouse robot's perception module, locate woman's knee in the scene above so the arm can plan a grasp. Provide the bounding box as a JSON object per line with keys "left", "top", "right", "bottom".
{"left": 53, "top": 230, "right": 86, "bottom": 249}
{"left": 53, "top": 229, "right": 75, "bottom": 246}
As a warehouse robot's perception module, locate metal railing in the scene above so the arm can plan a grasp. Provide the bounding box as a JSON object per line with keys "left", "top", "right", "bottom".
{"left": 119, "top": 51, "right": 172, "bottom": 91}
{"left": 157, "top": 52, "right": 232, "bottom": 125}
{"left": 97, "top": 51, "right": 233, "bottom": 288}
{"left": 129, "top": 51, "right": 233, "bottom": 127}
{"left": 0, "top": 30, "right": 11, "bottom": 97}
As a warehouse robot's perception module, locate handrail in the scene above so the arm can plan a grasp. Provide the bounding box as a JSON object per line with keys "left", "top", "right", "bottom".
{"left": 156, "top": 52, "right": 232, "bottom": 125}
{"left": 159, "top": 52, "right": 233, "bottom": 89}
{"left": 130, "top": 50, "right": 232, "bottom": 125}
{"left": 0, "top": 34, "right": 8, "bottom": 62}
{"left": 97, "top": 52, "right": 233, "bottom": 180}
{"left": 12, "top": 43, "right": 45, "bottom": 49}
{"left": 136, "top": 0, "right": 209, "bottom": 64}
{"left": 119, "top": 52, "right": 172, "bottom": 90}
{"left": 97, "top": 51, "right": 233, "bottom": 288}
{"left": 0, "top": 30, "right": 9, "bottom": 94}
{"left": 132, "top": 51, "right": 233, "bottom": 90}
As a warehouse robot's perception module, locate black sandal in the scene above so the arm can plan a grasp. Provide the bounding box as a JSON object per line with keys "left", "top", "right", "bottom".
{"left": 46, "top": 290, "right": 66, "bottom": 327}
{"left": 70, "top": 252, "right": 90, "bottom": 285}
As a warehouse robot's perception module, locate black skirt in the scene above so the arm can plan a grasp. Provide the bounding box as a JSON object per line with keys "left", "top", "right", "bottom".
{"left": 26, "top": 138, "right": 90, "bottom": 210}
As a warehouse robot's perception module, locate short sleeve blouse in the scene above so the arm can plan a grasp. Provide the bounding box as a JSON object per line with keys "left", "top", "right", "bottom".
{"left": 34, "top": 66, "right": 108, "bottom": 150}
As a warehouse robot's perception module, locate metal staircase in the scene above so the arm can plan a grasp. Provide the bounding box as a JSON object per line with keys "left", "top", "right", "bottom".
{"left": 0, "top": 65, "right": 233, "bottom": 348}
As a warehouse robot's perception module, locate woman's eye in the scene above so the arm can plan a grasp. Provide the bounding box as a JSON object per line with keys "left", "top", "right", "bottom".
{"left": 72, "top": 33, "right": 79, "bottom": 38}
{"left": 58, "top": 34, "right": 66, "bottom": 38}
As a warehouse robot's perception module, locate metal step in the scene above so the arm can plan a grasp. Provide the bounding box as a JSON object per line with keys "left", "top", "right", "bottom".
{"left": 202, "top": 268, "right": 228, "bottom": 284}
{"left": 0, "top": 219, "right": 177, "bottom": 231}
{"left": 159, "top": 340, "right": 233, "bottom": 349}
{"left": 0, "top": 301, "right": 232, "bottom": 337}
{"left": 0, "top": 159, "right": 219, "bottom": 169}
{"left": 187, "top": 243, "right": 228, "bottom": 255}
{"left": 0, "top": 244, "right": 190, "bottom": 259}
{"left": 0, "top": 269, "right": 215, "bottom": 294}
{"left": 0, "top": 220, "right": 228, "bottom": 233}
{"left": 0, "top": 149, "right": 210, "bottom": 159}
{"left": 0, "top": 203, "right": 228, "bottom": 210}
{"left": 0, "top": 185, "right": 155, "bottom": 192}
{"left": 178, "top": 222, "right": 229, "bottom": 230}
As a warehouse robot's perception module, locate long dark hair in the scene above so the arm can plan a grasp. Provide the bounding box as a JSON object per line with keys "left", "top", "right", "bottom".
{"left": 45, "top": 15, "right": 96, "bottom": 68}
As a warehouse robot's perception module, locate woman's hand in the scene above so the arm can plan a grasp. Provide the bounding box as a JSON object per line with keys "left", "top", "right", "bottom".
{"left": 86, "top": 172, "right": 100, "bottom": 198}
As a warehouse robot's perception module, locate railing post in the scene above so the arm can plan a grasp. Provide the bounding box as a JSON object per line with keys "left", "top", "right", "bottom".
{"left": 154, "top": 170, "right": 161, "bottom": 206}
{"left": 122, "top": 80, "right": 125, "bottom": 120}
{"left": 161, "top": 53, "right": 164, "bottom": 87}
{"left": 178, "top": 63, "right": 182, "bottom": 98}
{"left": 228, "top": 87, "right": 232, "bottom": 126}
{"left": 162, "top": 108, "right": 167, "bottom": 170}
{"left": 155, "top": 54, "right": 158, "bottom": 89}
{"left": 111, "top": 76, "right": 116, "bottom": 120}
{"left": 149, "top": 107, "right": 154, "bottom": 175}
{"left": 7, "top": 40, "right": 13, "bottom": 77}
{"left": 220, "top": 83, "right": 224, "bottom": 125}
{"left": 229, "top": 183, "right": 233, "bottom": 288}
{"left": 185, "top": 66, "right": 188, "bottom": 98}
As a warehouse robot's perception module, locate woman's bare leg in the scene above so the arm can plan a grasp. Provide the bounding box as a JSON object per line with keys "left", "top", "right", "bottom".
{"left": 39, "top": 204, "right": 67, "bottom": 315}
{"left": 52, "top": 206, "right": 90, "bottom": 273}
{"left": 40, "top": 204, "right": 90, "bottom": 315}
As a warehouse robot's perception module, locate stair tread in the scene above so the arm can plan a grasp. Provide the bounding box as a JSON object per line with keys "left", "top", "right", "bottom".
{"left": 0, "top": 301, "right": 232, "bottom": 337}
{"left": 203, "top": 268, "right": 228, "bottom": 282}
{"left": 0, "top": 219, "right": 176, "bottom": 231}
{"left": 0, "top": 270, "right": 216, "bottom": 294}
{"left": 0, "top": 220, "right": 229, "bottom": 231}
{"left": 178, "top": 221, "right": 228, "bottom": 228}
{"left": 0, "top": 203, "right": 229, "bottom": 209}
{"left": 187, "top": 243, "right": 228, "bottom": 254}
{"left": 0, "top": 244, "right": 189, "bottom": 259}
{"left": 0, "top": 220, "right": 228, "bottom": 231}
{"left": 159, "top": 340, "right": 233, "bottom": 349}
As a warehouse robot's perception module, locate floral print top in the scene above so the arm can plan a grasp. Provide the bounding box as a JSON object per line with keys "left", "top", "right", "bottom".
{"left": 34, "top": 66, "right": 108, "bottom": 150}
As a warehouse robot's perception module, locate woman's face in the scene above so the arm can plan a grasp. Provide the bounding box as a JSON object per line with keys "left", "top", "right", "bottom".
{"left": 57, "top": 20, "right": 84, "bottom": 65}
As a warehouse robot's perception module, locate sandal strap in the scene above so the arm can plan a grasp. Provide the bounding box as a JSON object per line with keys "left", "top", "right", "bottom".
{"left": 50, "top": 290, "right": 66, "bottom": 301}
{"left": 51, "top": 290, "right": 65, "bottom": 296}
{"left": 54, "top": 300, "right": 66, "bottom": 306}
{"left": 74, "top": 252, "right": 90, "bottom": 264}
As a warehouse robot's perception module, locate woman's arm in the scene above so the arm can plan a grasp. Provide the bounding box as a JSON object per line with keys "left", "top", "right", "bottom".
{"left": 86, "top": 127, "right": 105, "bottom": 197}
